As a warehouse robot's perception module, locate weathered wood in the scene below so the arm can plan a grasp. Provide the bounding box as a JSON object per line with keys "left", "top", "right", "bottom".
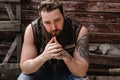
{"left": 0, "top": 21, "right": 20, "bottom": 31}
{"left": 5, "top": 3, "right": 15, "bottom": 20}
{"left": 0, "top": 2, "right": 17, "bottom": 11}
{"left": 89, "top": 33, "right": 120, "bottom": 43}
{"left": 21, "top": 1, "right": 120, "bottom": 12}
{"left": 66, "top": 12, "right": 120, "bottom": 23}
{"left": 88, "top": 68, "right": 109, "bottom": 75}
{"left": 0, "top": 63, "right": 20, "bottom": 75}
{"left": 0, "top": 0, "right": 20, "bottom": 2}
{"left": 16, "top": 3, "right": 21, "bottom": 62}
{"left": 82, "top": 0, "right": 120, "bottom": 2}
{"left": 89, "top": 53, "right": 120, "bottom": 67}
{"left": 109, "top": 68, "right": 120, "bottom": 76}
{"left": 26, "top": 0, "right": 120, "bottom": 3}
{"left": 0, "top": 44, "right": 9, "bottom": 56}
{"left": 0, "top": 12, "right": 9, "bottom": 20}
{"left": 86, "top": 23, "right": 120, "bottom": 33}
{"left": 16, "top": 34, "right": 22, "bottom": 62}
{"left": 16, "top": 4, "right": 21, "bottom": 20}
{"left": 2, "top": 37, "right": 17, "bottom": 63}
{"left": 0, "top": 32, "right": 16, "bottom": 42}
{"left": 63, "top": 1, "right": 120, "bottom": 12}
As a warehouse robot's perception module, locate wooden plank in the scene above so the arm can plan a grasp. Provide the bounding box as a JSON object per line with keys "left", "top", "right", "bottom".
{"left": 66, "top": 12, "right": 120, "bottom": 23}
{"left": 89, "top": 33, "right": 120, "bottom": 43}
{"left": 0, "top": 63, "right": 20, "bottom": 75}
{"left": 109, "top": 68, "right": 120, "bottom": 76}
{"left": 84, "top": 0, "right": 120, "bottom": 2}
{"left": 16, "top": 34, "right": 22, "bottom": 62}
{"left": 88, "top": 68, "right": 109, "bottom": 75}
{"left": 0, "top": 2, "right": 5, "bottom": 9}
{"left": 63, "top": 1, "right": 120, "bottom": 12}
{"left": 2, "top": 37, "right": 17, "bottom": 63}
{"left": 0, "top": 3, "right": 16, "bottom": 20}
{"left": 16, "top": 4, "right": 21, "bottom": 62}
{"left": 0, "top": 2, "right": 17, "bottom": 10}
{"left": 0, "top": 63, "right": 19, "bottom": 68}
{"left": 16, "top": 4, "right": 21, "bottom": 20}
{"left": 89, "top": 53, "right": 120, "bottom": 67}
{"left": 86, "top": 23, "right": 120, "bottom": 33}
{"left": 0, "top": 32, "right": 16, "bottom": 42}
{"left": 29, "top": 0, "right": 120, "bottom": 3}
{"left": 21, "top": 1, "right": 120, "bottom": 12}
{"left": 0, "top": 0, "right": 20, "bottom": 2}
{"left": 5, "top": 3, "right": 15, "bottom": 20}
{"left": 21, "top": 10, "right": 38, "bottom": 21}
{"left": 0, "top": 11, "right": 9, "bottom": 20}
{"left": 0, "top": 21, "right": 20, "bottom": 31}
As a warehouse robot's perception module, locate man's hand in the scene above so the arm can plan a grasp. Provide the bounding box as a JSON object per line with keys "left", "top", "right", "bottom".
{"left": 52, "top": 37, "right": 70, "bottom": 60}
{"left": 41, "top": 36, "right": 63, "bottom": 60}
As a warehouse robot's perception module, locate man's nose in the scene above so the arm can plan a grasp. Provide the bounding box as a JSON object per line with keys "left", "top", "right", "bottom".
{"left": 51, "top": 23, "right": 56, "bottom": 30}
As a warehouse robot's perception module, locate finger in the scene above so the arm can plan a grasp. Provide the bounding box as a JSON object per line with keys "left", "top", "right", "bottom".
{"left": 50, "top": 48, "right": 63, "bottom": 53}
{"left": 48, "top": 44, "right": 62, "bottom": 50}
{"left": 48, "top": 37, "right": 54, "bottom": 44}
{"left": 53, "top": 36, "right": 59, "bottom": 43}
{"left": 52, "top": 52, "right": 61, "bottom": 58}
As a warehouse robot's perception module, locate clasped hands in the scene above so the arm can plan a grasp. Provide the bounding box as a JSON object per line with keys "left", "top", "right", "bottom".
{"left": 42, "top": 36, "right": 68, "bottom": 60}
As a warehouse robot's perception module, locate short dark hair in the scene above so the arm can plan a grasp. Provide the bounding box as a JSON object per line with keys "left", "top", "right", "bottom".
{"left": 38, "top": 0, "right": 64, "bottom": 16}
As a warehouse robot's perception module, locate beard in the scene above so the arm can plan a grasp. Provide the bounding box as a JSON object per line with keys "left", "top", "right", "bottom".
{"left": 50, "top": 29, "right": 62, "bottom": 36}
{"left": 41, "top": 26, "right": 63, "bottom": 44}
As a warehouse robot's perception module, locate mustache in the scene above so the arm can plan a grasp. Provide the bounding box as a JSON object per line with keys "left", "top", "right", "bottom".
{"left": 51, "top": 29, "right": 59, "bottom": 32}
{"left": 51, "top": 30, "right": 60, "bottom": 35}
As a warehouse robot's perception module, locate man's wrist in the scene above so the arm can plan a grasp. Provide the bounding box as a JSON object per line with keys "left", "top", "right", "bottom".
{"left": 62, "top": 50, "right": 72, "bottom": 61}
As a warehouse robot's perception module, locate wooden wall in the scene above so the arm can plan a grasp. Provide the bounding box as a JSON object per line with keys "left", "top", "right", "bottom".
{"left": 0, "top": 0, "right": 120, "bottom": 78}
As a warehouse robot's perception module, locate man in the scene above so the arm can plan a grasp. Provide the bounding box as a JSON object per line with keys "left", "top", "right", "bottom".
{"left": 18, "top": 0, "right": 89, "bottom": 80}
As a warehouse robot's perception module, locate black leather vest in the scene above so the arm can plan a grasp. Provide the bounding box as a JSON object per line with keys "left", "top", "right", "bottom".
{"left": 31, "top": 16, "right": 82, "bottom": 79}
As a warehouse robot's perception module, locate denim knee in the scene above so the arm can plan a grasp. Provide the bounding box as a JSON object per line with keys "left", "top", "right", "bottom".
{"left": 68, "top": 74, "right": 89, "bottom": 80}
{"left": 17, "top": 73, "right": 33, "bottom": 80}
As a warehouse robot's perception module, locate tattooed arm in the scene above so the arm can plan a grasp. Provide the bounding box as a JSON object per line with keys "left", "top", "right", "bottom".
{"left": 63, "top": 26, "right": 89, "bottom": 77}
{"left": 76, "top": 33, "right": 89, "bottom": 62}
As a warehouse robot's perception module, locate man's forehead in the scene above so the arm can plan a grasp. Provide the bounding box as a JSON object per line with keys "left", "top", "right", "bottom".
{"left": 41, "top": 9, "right": 62, "bottom": 21}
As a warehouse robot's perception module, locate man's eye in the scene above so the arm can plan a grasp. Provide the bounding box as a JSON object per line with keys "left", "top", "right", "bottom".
{"left": 45, "top": 22, "right": 51, "bottom": 24}
{"left": 55, "top": 19, "right": 60, "bottom": 22}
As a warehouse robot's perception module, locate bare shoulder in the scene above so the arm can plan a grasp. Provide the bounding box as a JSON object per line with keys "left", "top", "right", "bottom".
{"left": 24, "top": 24, "right": 33, "bottom": 38}
{"left": 24, "top": 24, "right": 34, "bottom": 44}
{"left": 78, "top": 26, "right": 88, "bottom": 38}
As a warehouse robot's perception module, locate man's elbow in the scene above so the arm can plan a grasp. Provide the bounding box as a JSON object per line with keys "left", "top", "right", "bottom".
{"left": 20, "top": 61, "right": 34, "bottom": 74}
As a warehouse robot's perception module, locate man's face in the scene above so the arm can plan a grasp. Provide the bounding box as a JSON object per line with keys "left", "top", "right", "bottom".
{"left": 41, "top": 8, "right": 64, "bottom": 36}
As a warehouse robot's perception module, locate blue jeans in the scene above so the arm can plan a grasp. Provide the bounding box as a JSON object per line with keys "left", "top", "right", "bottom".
{"left": 17, "top": 73, "right": 89, "bottom": 80}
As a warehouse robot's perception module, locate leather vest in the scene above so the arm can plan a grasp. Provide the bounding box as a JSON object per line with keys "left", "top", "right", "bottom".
{"left": 31, "top": 16, "right": 82, "bottom": 79}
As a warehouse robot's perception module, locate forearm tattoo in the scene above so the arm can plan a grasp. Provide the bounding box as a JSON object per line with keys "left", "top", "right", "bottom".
{"left": 76, "top": 34, "right": 89, "bottom": 62}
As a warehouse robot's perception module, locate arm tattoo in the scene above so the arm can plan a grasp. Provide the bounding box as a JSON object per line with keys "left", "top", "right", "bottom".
{"left": 76, "top": 34, "right": 89, "bottom": 62}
